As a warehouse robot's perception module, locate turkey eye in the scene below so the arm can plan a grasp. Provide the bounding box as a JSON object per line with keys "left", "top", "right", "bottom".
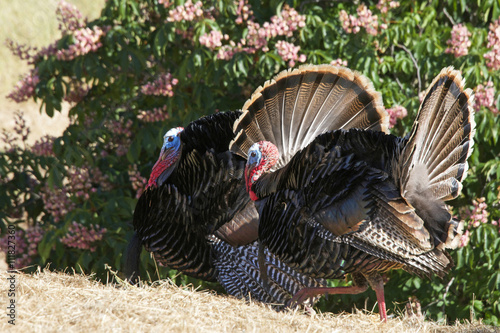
{"left": 250, "top": 152, "right": 256, "bottom": 158}
{"left": 168, "top": 136, "right": 174, "bottom": 142}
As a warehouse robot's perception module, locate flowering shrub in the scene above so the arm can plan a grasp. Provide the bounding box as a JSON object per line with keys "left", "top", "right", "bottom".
{"left": 1, "top": 0, "right": 499, "bottom": 325}
{"left": 445, "top": 24, "right": 471, "bottom": 58}
{"left": 386, "top": 105, "right": 408, "bottom": 128}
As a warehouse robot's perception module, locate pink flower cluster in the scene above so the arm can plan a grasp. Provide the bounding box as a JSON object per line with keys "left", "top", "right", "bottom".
{"left": 330, "top": 58, "right": 348, "bottom": 67}
{"left": 128, "top": 165, "right": 147, "bottom": 199}
{"left": 67, "top": 167, "right": 95, "bottom": 200}
{"left": 167, "top": 1, "right": 203, "bottom": 22}
{"left": 458, "top": 197, "right": 496, "bottom": 247}
{"left": 339, "top": 5, "right": 386, "bottom": 36}
{"left": 137, "top": 105, "right": 170, "bottom": 123}
{"left": 200, "top": 30, "right": 229, "bottom": 50}
{"left": 484, "top": 18, "right": 500, "bottom": 70}
{"left": 13, "top": 110, "right": 31, "bottom": 144}
{"left": 104, "top": 119, "right": 134, "bottom": 156}
{"left": 0, "top": 227, "right": 43, "bottom": 269}
{"left": 263, "top": 5, "right": 306, "bottom": 38}
{"left": 458, "top": 229, "right": 470, "bottom": 248}
{"left": 158, "top": 0, "right": 172, "bottom": 7}
{"left": 387, "top": 105, "right": 408, "bottom": 128}
{"left": 60, "top": 221, "right": 107, "bottom": 252}
{"left": 31, "top": 135, "right": 56, "bottom": 157}
{"left": 445, "top": 24, "right": 471, "bottom": 58}
{"left": 56, "top": 25, "right": 108, "bottom": 61}
{"left": 6, "top": 38, "right": 58, "bottom": 66}
{"left": 474, "top": 81, "right": 499, "bottom": 114}
{"left": 275, "top": 40, "right": 306, "bottom": 67}
{"left": 141, "top": 73, "right": 179, "bottom": 97}
{"left": 26, "top": 227, "right": 44, "bottom": 257}
{"left": 0, "top": 229, "right": 26, "bottom": 266}
{"left": 56, "top": 0, "right": 85, "bottom": 32}
{"left": 235, "top": 0, "right": 253, "bottom": 24}
{"left": 7, "top": 68, "right": 40, "bottom": 103}
{"left": 216, "top": 5, "right": 306, "bottom": 60}
{"left": 376, "top": 0, "right": 400, "bottom": 14}
{"left": 5, "top": 39, "right": 34, "bottom": 62}
{"left": 40, "top": 184, "right": 75, "bottom": 223}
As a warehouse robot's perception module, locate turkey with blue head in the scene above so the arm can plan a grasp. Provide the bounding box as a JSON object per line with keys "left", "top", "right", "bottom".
{"left": 234, "top": 66, "right": 474, "bottom": 321}
{"left": 126, "top": 111, "right": 325, "bottom": 304}
{"left": 127, "top": 63, "right": 390, "bottom": 305}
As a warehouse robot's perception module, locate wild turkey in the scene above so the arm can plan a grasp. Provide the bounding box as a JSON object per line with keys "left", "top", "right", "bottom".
{"left": 127, "top": 111, "right": 325, "bottom": 304}
{"left": 235, "top": 67, "right": 474, "bottom": 321}
{"left": 127, "top": 63, "right": 389, "bottom": 305}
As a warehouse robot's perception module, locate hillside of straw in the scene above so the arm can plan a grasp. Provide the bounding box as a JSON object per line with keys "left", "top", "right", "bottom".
{"left": 1, "top": 269, "right": 498, "bottom": 332}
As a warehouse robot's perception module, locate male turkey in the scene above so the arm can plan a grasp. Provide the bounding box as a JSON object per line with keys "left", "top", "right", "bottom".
{"left": 127, "top": 111, "right": 325, "bottom": 304}
{"left": 236, "top": 67, "right": 474, "bottom": 321}
{"left": 127, "top": 63, "right": 389, "bottom": 305}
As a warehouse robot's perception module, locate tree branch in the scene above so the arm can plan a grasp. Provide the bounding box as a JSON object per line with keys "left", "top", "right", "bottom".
{"left": 396, "top": 43, "right": 422, "bottom": 95}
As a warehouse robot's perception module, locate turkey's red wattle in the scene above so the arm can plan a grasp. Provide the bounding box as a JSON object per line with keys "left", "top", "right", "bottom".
{"left": 147, "top": 160, "right": 167, "bottom": 188}
{"left": 147, "top": 153, "right": 178, "bottom": 188}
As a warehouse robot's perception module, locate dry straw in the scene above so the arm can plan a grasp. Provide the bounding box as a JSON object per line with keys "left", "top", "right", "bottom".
{"left": 0, "top": 268, "right": 496, "bottom": 333}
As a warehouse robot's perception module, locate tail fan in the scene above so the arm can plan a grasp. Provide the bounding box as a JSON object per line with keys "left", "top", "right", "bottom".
{"left": 398, "top": 67, "right": 474, "bottom": 249}
{"left": 230, "top": 64, "right": 389, "bottom": 169}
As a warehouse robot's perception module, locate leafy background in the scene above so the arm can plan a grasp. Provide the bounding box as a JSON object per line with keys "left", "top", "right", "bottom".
{"left": 1, "top": 0, "right": 499, "bottom": 326}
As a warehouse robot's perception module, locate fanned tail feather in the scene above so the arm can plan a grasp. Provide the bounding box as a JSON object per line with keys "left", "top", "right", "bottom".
{"left": 230, "top": 64, "right": 389, "bottom": 169}
{"left": 398, "top": 67, "right": 474, "bottom": 251}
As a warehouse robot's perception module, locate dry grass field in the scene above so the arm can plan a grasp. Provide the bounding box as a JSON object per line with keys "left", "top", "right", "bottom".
{"left": 1, "top": 269, "right": 497, "bottom": 333}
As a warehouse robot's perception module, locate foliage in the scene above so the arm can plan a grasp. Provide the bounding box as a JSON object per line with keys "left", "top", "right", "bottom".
{"left": 1, "top": 0, "right": 499, "bottom": 325}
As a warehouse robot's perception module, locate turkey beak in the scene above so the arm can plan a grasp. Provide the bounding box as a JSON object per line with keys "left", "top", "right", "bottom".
{"left": 245, "top": 161, "right": 257, "bottom": 181}
{"left": 159, "top": 147, "right": 171, "bottom": 161}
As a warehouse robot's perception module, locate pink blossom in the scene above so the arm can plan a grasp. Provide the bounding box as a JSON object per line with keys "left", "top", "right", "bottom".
{"left": 484, "top": 18, "right": 500, "bottom": 70}
{"left": 463, "top": 197, "right": 489, "bottom": 228}
{"left": 216, "top": 5, "right": 305, "bottom": 60}
{"left": 474, "top": 81, "right": 498, "bottom": 114}
{"left": 217, "top": 45, "right": 236, "bottom": 60}
{"left": 445, "top": 24, "right": 471, "bottom": 58}
{"left": 275, "top": 40, "right": 306, "bottom": 67}
{"left": 167, "top": 1, "right": 203, "bottom": 22}
{"left": 158, "top": 0, "right": 173, "bottom": 7}
{"left": 56, "top": 25, "right": 109, "bottom": 61}
{"left": 376, "top": 0, "right": 400, "bottom": 14}
{"left": 7, "top": 68, "right": 40, "bottom": 103}
{"left": 199, "top": 30, "right": 228, "bottom": 50}
{"left": 60, "top": 221, "right": 107, "bottom": 252}
{"left": 31, "top": 135, "right": 56, "bottom": 157}
{"left": 339, "top": 5, "right": 382, "bottom": 36}
{"left": 40, "top": 184, "right": 75, "bottom": 223}
{"left": 56, "top": 0, "right": 85, "bottom": 32}
{"left": 418, "top": 90, "right": 427, "bottom": 103}
{"left": 330, "top": 58, "right": 348, "bottom": 67}
{"left": 235, "top": 0, "right": 253, "bottom": 24}
{"left": 386, "top": 105, "right": 408, "bottom": 128}
{"left": 128, "top": 165, "right": 147, "bottom": 199}
{"left": 13, "top": 110, "right": 30, "bottom": 144}
{"left": 137, "top": 105, "right": 170, "bottom": 123}
{"left": 104, "top": 119, "right": 134, "bottom": 156}
{"left": 141, "top": 73, "right": 179, "bottom": 97}
{"left": 5, "top": 39, "right": 34, "bottom": 62}
{"left": 458, "top": 229, "right": 470, "bottom": 248}
{"left": 0, "top": 227, "right": 43, "bottom": 269}
{"left": 263, "top": 5, "right": 306, "bottom": 38}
